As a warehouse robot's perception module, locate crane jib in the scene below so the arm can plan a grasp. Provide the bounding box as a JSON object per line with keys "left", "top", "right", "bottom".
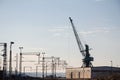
{"left": 69, "top": 17, "right": 85, "bottom": 57}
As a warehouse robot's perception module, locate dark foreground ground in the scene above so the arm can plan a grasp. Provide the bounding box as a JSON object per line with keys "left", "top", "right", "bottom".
{"left": 1, "top": 75, "right": 120, "bottom": 80}
{"left": 0, "top": 71, "right": 120, "bottom": 80}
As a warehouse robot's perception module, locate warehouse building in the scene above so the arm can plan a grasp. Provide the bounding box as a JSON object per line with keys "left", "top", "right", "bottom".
{"left": 66, "top": 66, "right": 120, "bottom": 79}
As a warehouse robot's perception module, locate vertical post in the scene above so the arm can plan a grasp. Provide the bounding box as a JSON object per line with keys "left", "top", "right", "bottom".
{"left": 46, "top": 62, "right": 47, "bottom": 78}
{"left": 3, "top": 43, "right": 7, "bottom": 80}
{"left": 9, "top": 42, "right": 14, "bottom": 80}
{"left": 15, "top": 53, "right": 18, "bottom": 76}
{"left": 51, "top": 56, "right": 54, "bottom": 78}
{"left": 55, "top": 57, "right": 60, "bottom": 78}
{"left": 54, "top": 60, "right": 56, "bottom": 78}
{"left": 54, "top": 57, "right": 59, "bottom": 78}
{"left": 19, "top": 47, "right": 23, "bottom": 77}
{"left": 19, "top": 52, "right": 22, "bottom": 76}
{"left": 42, "top": 52, "right": 45, "bottom": 79}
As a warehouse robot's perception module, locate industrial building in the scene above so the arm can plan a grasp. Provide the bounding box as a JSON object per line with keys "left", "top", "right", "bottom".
{"left": 66, "top": 66, "right": 120, "bottom": 79}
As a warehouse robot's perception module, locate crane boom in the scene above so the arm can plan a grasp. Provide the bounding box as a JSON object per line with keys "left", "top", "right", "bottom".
{"left": 69, "top": 17, "right": 94, "bottom": 67}
{"left": 69, "top": 17, "right": 85, "bottom": 57}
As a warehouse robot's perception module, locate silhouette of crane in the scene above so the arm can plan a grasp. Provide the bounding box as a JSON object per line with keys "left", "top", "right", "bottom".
{"left": 69, "top": 17, "right": 94, "bottom": 67}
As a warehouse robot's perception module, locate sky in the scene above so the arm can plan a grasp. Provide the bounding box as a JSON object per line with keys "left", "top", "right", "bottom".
{"left": 0, "top": 0, "right": 120, "bottom": 71}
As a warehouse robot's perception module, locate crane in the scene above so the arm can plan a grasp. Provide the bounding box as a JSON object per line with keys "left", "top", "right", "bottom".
{"left": 69, "top": 17, "right": 94, "bottom": 67}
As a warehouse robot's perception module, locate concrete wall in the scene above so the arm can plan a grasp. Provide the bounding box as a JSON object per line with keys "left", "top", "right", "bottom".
{"left": 66, "top": 67, "right": 91, "bottom": 79}
{"left": 66, "top": 67, "right": 80, "bottom": 79}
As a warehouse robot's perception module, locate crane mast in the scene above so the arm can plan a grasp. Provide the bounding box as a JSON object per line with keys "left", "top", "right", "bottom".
{"left": 69, "top": 17, "right": 94, "bottom": 67}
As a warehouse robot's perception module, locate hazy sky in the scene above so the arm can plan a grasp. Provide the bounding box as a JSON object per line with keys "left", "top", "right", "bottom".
{"left": 0, "top": 0, "right": 120, "bottom": 68}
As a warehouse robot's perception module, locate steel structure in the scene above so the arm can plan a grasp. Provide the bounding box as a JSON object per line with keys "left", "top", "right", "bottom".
{"left": 69, "top": 17, "right": 94, "bottom": 67}
{"left": 22, "top": 52, "right": 40, "bottom": 64}
{"left": 19, "top": 51, "right": 40, "bottom": 76}
{"left": 0, "top": 43, "right": 7, "bottom": 80}
{"left": 42, "top": 52, "right": 45, "bottom": 79}
{"left": 51, "top": 56, "right": 60, "bottom": 78}
{"left": 14, "top": 49, "right": 67, "bottom": 78}
{"left": 19, "top": 47, "right": 23, "bottom": 76}
{"left": 9, "top": 41, "right": 14, "bottom": 80}
{"left": 43, "top": 56, "right": 67, "bottom": 78}
{"left": 43, "top": 56, "right": 57, "bottom": 78}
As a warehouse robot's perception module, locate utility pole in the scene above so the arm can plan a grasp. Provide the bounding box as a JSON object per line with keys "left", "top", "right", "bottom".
{"left": 19, "top": 47, "right": 23, "bottom": 77}
{"left": 42, "top": 52, "right": 45, "bottom": 79}
{"left": 54, "top": 57, "right": 59, "bottom": 78}
{"left": 51, "top": 56, "right": 54, "bottom": 78}
{"left": 1, "top": 43, "right": 7, "bottom": 80}
{"left": 9, "top": 41, "right": 14, "bottom": 80}
{"left": 3, "top": 43, "right": 7, "bottom": 80}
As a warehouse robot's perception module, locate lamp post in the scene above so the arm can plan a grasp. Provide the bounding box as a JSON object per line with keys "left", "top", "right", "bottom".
{"left": 9, "top": 41, "right": 14, "bottom": 80}
{"left": 19, "top": 47, "right": 23, "bottom": 76}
